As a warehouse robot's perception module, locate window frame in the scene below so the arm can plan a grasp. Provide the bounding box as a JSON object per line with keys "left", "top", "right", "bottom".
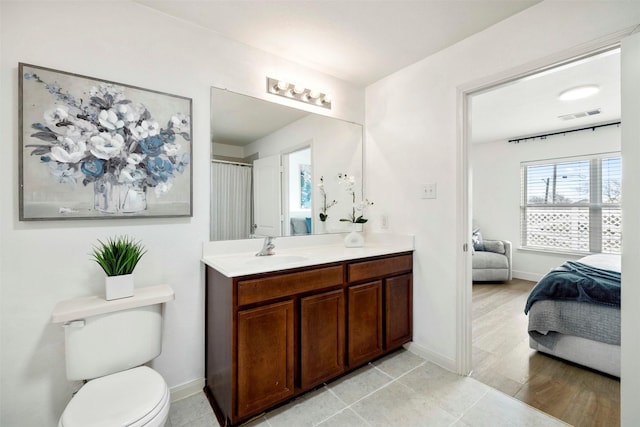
{"left": 520, "top": 152, "right": 621, "bottom": 255}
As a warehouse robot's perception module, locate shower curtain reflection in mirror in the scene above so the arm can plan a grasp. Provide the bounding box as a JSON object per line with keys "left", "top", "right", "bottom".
{"left": 211, "top": 161, "right": 252, "bottom": 240}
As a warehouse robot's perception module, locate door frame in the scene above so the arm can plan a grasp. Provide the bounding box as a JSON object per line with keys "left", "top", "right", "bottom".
{"left": 456, "top": 28, "right": 635, "bottom": 376}
{"left": 281, "top": 140, "right": 313, "bottom": 236}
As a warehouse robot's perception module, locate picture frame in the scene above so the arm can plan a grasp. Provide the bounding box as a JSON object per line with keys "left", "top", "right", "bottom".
{"left": 19, "top": 63, "right": 193, "bottom": 220}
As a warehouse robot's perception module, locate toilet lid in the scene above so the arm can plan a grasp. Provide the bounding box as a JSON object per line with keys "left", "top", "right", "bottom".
{"left": 60, "top": 366, "right": 169, "bottom": 427}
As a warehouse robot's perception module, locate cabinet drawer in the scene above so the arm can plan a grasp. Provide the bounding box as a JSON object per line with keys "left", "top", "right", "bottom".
{"left": 238, "top": 265, "right": 344, "bottom": 306}
{"left": 347, "top": 254, "right": 412, "bottom": 283}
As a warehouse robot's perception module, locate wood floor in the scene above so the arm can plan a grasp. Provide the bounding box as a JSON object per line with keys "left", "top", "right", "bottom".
{"left": 471, "top": 279, "right": 620, "bottom": 427}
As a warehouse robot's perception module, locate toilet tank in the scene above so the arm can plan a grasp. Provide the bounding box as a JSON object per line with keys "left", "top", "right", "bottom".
{"left": 52, "top": 285, "right": 174, "bottom": 381}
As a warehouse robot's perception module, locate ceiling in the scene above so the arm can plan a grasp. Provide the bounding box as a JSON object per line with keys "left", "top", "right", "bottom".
{"left": 139, "top": 1, "right": 620, "bottom": 144}
{"left": 211, "top": 88, "right": 311, "bottom": 146}
{"left": 136, "top": 0, "right": 540, "bottom": 86}
{"left": 471, "top": 48, "right": 621, "bottom": 144}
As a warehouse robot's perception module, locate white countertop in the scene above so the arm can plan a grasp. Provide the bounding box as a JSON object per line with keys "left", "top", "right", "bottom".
{"left": 201, "top": 233, "right": 414, "bottom": 277}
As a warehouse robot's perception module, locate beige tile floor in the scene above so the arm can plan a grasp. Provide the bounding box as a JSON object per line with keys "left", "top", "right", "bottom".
{"left": 166, "top": 349, "right": 569, "bottom": 427}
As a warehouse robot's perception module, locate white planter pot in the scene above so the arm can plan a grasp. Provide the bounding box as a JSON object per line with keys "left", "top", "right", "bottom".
{"left": 105, "top": 274, "right": 134, "bottom": 301}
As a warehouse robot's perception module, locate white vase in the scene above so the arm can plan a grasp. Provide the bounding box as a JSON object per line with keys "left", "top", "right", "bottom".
{"left": 344, "top": 223, "right": 365, "bottom": 248}
{"left": 105, "top": 274, "right": 134, "bottom": 301}
{"left": 94, "top": 173, "right": 147, "bottom": 214}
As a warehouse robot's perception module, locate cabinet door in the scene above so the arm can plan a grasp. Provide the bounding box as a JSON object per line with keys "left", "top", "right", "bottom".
{"left": 348, "top": 281, "right": 383, "bottom": 367}
{"left": 237, "top": 300, "right": 294, "bottom": 419}
{"left": 300, "top": 289, "right": 345, "bottom": 389}
{"left": 385, "top": 274, "right": 413, "bottom": 349}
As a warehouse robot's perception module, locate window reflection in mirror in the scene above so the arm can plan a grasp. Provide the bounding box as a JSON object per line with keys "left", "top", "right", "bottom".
{"left": 210, "top": 87, "right": 363, "bottom": 241}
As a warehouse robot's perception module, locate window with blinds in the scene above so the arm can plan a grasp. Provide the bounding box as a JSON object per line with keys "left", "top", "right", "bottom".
{"left": 520, "top": 153, "right": 621, "bottom": 254}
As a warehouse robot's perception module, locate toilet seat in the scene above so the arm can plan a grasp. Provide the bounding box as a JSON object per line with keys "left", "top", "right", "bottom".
{"left": 59, "top": 366, "right": 170, "bottom": 427}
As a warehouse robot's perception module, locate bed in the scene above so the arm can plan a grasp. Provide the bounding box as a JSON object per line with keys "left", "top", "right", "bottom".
{"left": 525, "top": 253, "right": 621, "bottom": 377}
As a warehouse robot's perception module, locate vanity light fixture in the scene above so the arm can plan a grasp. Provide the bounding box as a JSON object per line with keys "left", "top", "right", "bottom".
{"left": 267, "top": 77, "right": 332, "bottom": 109}
{"left": 558, "top": 85, "right": 600, "bottom": 101}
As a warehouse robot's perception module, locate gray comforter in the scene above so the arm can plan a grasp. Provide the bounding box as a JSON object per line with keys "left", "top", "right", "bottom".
{"left": 528, "top": 299, "right": 620, "bottom": 348}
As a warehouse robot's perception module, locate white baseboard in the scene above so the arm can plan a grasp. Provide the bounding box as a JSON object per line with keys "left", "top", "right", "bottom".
{"left": 170, "top": 378, "right": 205, "bottom": 402}
{"left": 404, "top": 342, "right": 457, "bottom": 373}
{"left": 512, "top": 270, "right": 543, "bottom": 282}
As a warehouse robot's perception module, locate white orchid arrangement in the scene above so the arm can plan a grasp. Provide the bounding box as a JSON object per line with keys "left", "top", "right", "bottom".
{"left": 318, "top": 176, "right": 337, "bottom": 222}
{"left": 23, "top": 72, "right": 190, "bottom": 197}
{"left": 338, "top": 173, "right": 373, "bottom": 224}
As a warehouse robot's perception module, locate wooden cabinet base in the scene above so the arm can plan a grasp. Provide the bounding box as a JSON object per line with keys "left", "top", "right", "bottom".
{"left": 205, "top": 252, "right": 413, "bottom": 426}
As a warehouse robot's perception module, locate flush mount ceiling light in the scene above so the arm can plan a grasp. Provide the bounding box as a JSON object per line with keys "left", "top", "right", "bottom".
{"left": 558, "top": 85, "right": 600, "bottom": 101}
{"left": 267, "top": 77, "right": 332, "bottom": 109}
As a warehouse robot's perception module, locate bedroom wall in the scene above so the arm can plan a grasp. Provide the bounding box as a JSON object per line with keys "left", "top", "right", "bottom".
{"left": 473, "top": 125, "right": 621, "bottom": 281}
{"left": 364, "top": 1, "right": 640, "bottom": 423}
{"left": 0, "top": 2, "right": 363, "bottom": 425}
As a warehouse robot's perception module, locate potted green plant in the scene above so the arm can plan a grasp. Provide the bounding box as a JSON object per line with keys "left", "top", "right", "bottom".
{"left": 91, "top": 235, "right": 146, "bottom": 300}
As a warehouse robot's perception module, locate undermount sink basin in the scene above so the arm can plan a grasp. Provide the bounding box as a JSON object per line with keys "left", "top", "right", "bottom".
{"left": 246, "top": 255, "right": 308, "bottom": 266}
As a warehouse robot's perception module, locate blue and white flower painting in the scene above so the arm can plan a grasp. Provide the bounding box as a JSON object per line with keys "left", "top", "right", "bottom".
{"left": 19, "top": 63, "right": 192, "bottom": 220}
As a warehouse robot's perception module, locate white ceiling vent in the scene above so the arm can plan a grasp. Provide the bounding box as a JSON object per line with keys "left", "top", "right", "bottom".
{"left": 558, "top": 108, "right": 602, "bottom": 121}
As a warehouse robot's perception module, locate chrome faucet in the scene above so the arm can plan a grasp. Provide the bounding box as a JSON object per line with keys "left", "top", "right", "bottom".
{"left": 256, "top": 236, "right": 276, "bottom": 256}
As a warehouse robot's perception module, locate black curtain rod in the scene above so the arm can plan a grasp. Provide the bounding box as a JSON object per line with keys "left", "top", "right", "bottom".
{"left": 508, "top": 121, "right": 621, "bottom": 143}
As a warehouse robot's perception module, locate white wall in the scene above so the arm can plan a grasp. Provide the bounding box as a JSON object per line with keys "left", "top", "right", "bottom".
{"left": 365, "top": 2, "right": 640, "bottom": 422}
{"left": 0, "top": 2, "right": 363, "bottom": 425}
{"left": 473, "top": 125, "right": 621, "bottom": 281}
{"left": 212, "top": 142, "right": 246, "bottom": 160}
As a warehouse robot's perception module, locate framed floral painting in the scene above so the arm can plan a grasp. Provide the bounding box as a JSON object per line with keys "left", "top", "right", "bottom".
{"left": 18, "top": 63, "right": 192, "bottom": 220}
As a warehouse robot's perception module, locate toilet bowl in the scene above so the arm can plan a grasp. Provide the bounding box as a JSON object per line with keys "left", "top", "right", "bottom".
{"left": 58, "top": 366, "right": 170, "bottom": 427}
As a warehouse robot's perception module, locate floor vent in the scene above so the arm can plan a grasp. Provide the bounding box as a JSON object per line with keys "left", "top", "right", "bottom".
{"left": 558, "top": 108, "right": 601, "bottom": 121}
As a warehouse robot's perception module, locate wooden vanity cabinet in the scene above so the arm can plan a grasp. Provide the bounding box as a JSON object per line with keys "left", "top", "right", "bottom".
{"left": 347, "top": 254, "right": 413, "bottom": 359}
{"left": 205, "top": 252, "right": 412, "bottom": 426}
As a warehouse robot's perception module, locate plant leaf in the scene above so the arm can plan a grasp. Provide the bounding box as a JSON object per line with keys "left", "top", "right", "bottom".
{"left": 90, "top": 235, "right": 146, "bottom": 276}
{"left": 29, "top": 131, "right": 58, "bottom": 142}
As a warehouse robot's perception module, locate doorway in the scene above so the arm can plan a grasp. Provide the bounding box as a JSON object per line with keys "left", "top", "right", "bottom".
{"left": 282, "top": 145, "right": 313, "bottom": 236}
{"left": 461, "top": 45, "right": 622, "bottom": 426}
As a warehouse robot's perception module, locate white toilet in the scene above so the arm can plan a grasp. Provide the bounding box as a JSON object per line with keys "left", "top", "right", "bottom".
{"left": 52, "top": 284, "right": 174, "bottom": 427}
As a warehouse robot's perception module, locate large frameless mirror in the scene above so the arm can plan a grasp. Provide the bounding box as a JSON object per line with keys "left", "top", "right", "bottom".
{"left": 210, "top": 87, "right": 363, "bottom": 240}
